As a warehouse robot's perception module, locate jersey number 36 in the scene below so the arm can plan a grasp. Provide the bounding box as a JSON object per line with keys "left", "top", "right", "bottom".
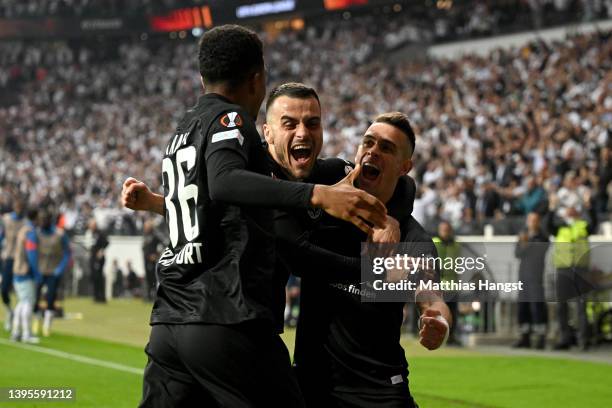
{"left": 162, "top": 146, "right": 199, "bottom": 247}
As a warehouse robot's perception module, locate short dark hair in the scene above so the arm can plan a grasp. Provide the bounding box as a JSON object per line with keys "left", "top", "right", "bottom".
{"left": 373, "top": 112, "right": 416, "bottom": 157}
{"left": 198, "top": 25, "right": 264, "bottom": 88}
{"left": 265, "top": 82, "right": 320, "bottom": 113}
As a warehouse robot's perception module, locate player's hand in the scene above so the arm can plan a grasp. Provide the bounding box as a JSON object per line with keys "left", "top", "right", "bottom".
{"left": 419, "top": 308, "right": 449, "bottom": 350}
{"left": 121, "top": 177, "right": 164, "bottom": 215}
{"left": 371, "top": 215, "right": 400, "bottom": 243}
{"left": 311, "top": 164, "right": 387, "bottom": 234}
{"left": 122, "top": 177, "right": 152, "bottom": 211}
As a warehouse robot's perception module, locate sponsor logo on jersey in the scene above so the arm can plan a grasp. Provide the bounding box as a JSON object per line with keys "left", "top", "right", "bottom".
{"left": 220, "top": 112, "right": 243, "bottom": 128}
{"left": 211, "top": 129, "right": 244, "bottom": 146}
{"left": 307, "top": 208, "right": 322, "bottom": 220}
{"left": 328, "top": 281, "right": 378, "bottom": 299}
{"left": 158, "top": 243, "right": 204, "bottom": 266}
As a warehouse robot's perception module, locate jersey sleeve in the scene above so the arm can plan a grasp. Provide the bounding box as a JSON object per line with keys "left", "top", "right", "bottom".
{"left": 204, "top": 109, "right": 253, "bottom": 164}
{"left": 275, "top": 210, "right": 360, "bottom": 282}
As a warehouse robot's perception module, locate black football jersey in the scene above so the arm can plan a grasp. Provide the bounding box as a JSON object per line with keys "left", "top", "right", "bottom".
{"left": 151, "top": 93, "right": 291, "bottom": 331}
{"left": 271, "top": 158, "right": 436, "bottom": 392}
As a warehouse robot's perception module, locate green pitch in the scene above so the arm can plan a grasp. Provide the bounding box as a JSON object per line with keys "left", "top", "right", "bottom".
{"left": 1, "top": 298, "right": 611, "bottom": 407}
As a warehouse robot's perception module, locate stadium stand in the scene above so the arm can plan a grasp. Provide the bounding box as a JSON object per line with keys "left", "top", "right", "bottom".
{"left": 0, "top": 1, "right": 610, "bottom": 237}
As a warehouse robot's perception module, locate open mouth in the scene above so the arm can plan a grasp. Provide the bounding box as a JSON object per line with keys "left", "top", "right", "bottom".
{"left": 290, "top": 144, "right": 312, "bottom": 165}
{"left": 362, "top": 162, "right": 381, "bottom": 181}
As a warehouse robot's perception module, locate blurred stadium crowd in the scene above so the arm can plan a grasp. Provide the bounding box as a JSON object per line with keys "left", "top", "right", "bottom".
{"left": 0, "top": 2, "right": 611, "bottom": 237}
{"left": 1, "top": 0, "right": 612, "bottom": 23}
{"left": 0, "top": 0, "right": 195, "bottom": 18}
{"left": 2, "top": 0, "right": 612, "bottom": 32}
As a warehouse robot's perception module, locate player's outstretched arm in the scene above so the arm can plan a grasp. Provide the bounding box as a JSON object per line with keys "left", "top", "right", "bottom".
{"left": 207, "top": 149, "right": 387, "bottom": 234}
{"left": 311, "top": 164, "right": 387, "bottom": 234}
{"left": 121, "top": 177, "right": 164, "bottom": 215}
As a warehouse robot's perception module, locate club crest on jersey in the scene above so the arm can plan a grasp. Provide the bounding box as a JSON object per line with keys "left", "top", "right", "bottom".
{"left": 220, "top": 112, "right": 243, "bottom": 128}
{"left": 307, "top": 208, "right": 322, "bottom": 220}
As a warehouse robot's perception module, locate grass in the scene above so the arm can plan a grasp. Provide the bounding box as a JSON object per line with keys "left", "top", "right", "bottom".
{"left": 410, "top": 356, "right": 612, "bottom": 407}
{"left": 1, "top": 298, "right": 612, "bottom": 407}
{"left": 0, "top": 334, "right": 144, "bottom": 407}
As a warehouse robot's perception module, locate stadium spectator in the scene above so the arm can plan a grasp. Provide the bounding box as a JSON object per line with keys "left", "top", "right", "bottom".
{"left": 596, "top": 146, "right": 612, "bottom": 212}
{"left": 86, "top": 218, "right": 108, "bottom": 303}
{"left": 513, "top": 212, "right": 549, "bottom": 349}
{"left": 515, "top": 176, "right": 548, "bottom": 215}
{"left": 424, "top": 203, "right": 447, "bottom": 236}
{"left": 455, "top": 207, "right": 483, "bottom": 235}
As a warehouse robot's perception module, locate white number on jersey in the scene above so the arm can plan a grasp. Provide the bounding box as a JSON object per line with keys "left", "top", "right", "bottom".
{"left": 162, "top": 146, "right": 199, "bottom": 247}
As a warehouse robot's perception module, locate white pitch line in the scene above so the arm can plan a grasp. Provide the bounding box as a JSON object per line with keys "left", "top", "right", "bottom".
{"left": 0, "top": 338, "right": 143, "bottom": 375}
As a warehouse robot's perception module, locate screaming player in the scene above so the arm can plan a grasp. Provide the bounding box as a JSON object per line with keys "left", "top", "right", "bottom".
{"left": 121, "top": 26, "right": 386, "bottom": 407}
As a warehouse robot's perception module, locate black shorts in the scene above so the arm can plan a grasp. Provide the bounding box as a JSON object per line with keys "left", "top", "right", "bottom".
{"left": 140, "top": 322, "right": 304, "bottom": 408}
{"left": 296, "top": 355, "right": 417, "bottom": 408}
{"left": 329, "top": 389, "right": 418, "bottom": 408}
{"left": 329, "top": 357, "right": 417, "bottom": 408}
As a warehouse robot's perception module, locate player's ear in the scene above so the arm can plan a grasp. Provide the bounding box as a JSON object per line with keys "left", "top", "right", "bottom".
{"left": 399, "top": 158, "right": 412, "bottom": 176}
{"left": 263, "top": 123, "right": 273, "bottom": 145}
{"left": 249, "top": 70, "right": 264, "bottom": 94}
